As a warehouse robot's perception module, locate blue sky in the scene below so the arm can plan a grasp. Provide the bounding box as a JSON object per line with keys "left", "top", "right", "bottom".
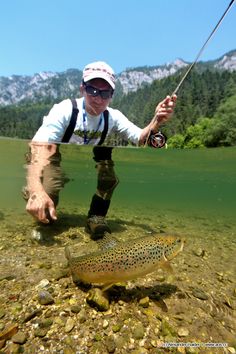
{"left": 1, "top": 0, "right": 235, "bottom": 77}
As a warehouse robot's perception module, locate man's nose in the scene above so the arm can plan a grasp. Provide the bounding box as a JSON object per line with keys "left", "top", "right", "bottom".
{"left": 93, "top": 95, "right": 103, "bottom": 103}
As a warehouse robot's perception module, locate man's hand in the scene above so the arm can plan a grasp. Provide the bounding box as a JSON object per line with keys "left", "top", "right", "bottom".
{"left": 26, "top": 191, "right": 57, "bottom": 224}
{"left": 139, "top": 94, "right": 177, "bottom": 145}
{"left": 153, "top": 94, "right": 177, "bottom": 129}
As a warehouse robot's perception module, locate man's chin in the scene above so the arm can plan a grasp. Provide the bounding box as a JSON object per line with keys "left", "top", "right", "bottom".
{"left": 86, "top": 104, "right": 103, "bottom": 116}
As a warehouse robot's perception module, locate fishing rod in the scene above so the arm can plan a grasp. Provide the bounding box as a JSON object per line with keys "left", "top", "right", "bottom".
{"left": 148, "top": 0, "right": 236, "bottom": 148}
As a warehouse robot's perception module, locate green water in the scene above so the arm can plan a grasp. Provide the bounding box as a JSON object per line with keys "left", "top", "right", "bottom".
{"left": 1, "top": 138, "right": 236, "bottom": 351}
{"left": 0, "top": 138, "right": 236, "bottom": 232}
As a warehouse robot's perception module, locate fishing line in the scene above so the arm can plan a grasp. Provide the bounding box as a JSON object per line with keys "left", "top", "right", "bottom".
{"left": 146, "top": 0, "right": 236, "bottom": 148}
{"left": 172, "top": 0, "right": 236, "bottom": 96}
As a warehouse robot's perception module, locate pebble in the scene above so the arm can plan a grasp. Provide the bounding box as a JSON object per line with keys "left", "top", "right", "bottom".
{"left": 139, "top": 296, "right": 150, "bottom": 308}
{"left": 0, "top": 340, "right": 6, "bottom": 350}
{"left": 191, "top": 288, "right": 208, "bottom": 300}
{"left": 177, "top": 347, "right": 186, "bottom": 354}
{"left": 71, "top": 305, "right": 81, "bottom": 314}
{"left": 193, "top": 248, "right": 205, "bottom": 257}
{"left": 12, "top": 331, "right": 27, "bottom": 344}
{"left": 78, "top": 309, "right": 87, "bottom": 324}
{"left": 0, "top": 323, "right": 18, "bottom": 341}
{"left": 35, "top": 279, "right": 50, "bottom": 289}
{"left": 103, "top": 319, "right": 109, "bottom": 329}
{"left": 86, "top": 288, "right": 110, "bottom": 312}
{"left": 0, "top": 310, "right": 5, "bottom": 319}
{"left": 34, "top": 328, "right": 48, "bottom": 337}
{"left": 31, "top": 229, "right": 42, "bottom": 241}
{"left": 105, "top": 335, "right": 116, "bottom": 353}
{"left": 177, "top": 327, "right": 189, "bottom": 337}
{"left": 54, "top": 316, "right": 65, "bottom": 327}
{"left": 132, "top": 322, "right": 145, "bottom": 339}
{"left": 0, "top": 273, "right": 15, "bottom": 281}
{"left": 65, "top": 318, "right": 75, "bottom": 333}
{"left": 5, "top": 342, "right": 20, "bottom": 353}
{"left": 23, "top": 309, "right": 42, "bottom": 323}
{"left": 64, "top": 347, "right": 76, "bottom": 354}
{"left": 112, "top": 323, "right": 122, "bottom": 333}
{"left": 39, "top": 318, "right": 53, "bottom": 328}
{"left": 10, "top": 302, "right": 23, "bottom": 314}
{"left": 160, "top": 320, "right": 176, "bottom": 337}
{"left": 38, "top": 290, "right": 55, "bottom": 305}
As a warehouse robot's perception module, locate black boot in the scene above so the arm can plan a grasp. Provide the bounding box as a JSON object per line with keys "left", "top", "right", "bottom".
{"left": 86, "top": 195, "right": 111, "bottom": 239}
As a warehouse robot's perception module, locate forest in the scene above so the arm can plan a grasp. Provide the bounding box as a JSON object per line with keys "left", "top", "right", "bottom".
{"left": 0, "top": 69, "right": 236, "bottom": 148}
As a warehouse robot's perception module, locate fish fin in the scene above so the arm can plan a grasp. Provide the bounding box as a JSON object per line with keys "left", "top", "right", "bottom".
{"left": 64, "top": 245, "right": 71, "bottom": 261}
{"left": 102, "top": 282, "right": 127, "bottom": 292}
{"left": 160, "top": 259, "right": 174, "bottom": 273}
{"left": 97, "top": 234, "right": 120, "bottom": 251}
{"left": 101, "top": 283, "right": 115, "bottom": 292}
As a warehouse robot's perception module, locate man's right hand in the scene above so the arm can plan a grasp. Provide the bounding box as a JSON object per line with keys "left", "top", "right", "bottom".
{"left": 26, "top": 191, "right": 57, "bottom": 224}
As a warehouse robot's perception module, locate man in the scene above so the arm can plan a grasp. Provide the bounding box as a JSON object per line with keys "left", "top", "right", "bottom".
{"left": 25, "top": 61, "right": 177, "bottom": 238}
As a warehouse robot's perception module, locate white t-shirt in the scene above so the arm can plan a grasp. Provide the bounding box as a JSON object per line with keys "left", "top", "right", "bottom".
{"left": 32, "top": 97, "right": 142, "bottom": 145}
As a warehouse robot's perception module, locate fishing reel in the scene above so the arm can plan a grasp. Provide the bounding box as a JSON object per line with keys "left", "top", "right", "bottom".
{"left": 148, "top": 131, "right": 167, "bottom": 148}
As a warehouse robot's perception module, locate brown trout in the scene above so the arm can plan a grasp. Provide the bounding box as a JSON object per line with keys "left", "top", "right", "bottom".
{"left": 65, "top": 234, "right": 184, "bottom": 286}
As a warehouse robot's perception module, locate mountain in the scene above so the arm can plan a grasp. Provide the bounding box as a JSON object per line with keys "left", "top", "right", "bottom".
{"left": 0, "top": 50, "right": 235, "bottom": 106}
{"left": 0, "top": 69, "right": 82, "bottom": 106}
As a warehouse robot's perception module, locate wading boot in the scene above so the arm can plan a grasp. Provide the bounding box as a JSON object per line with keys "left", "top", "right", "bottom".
{"left": 86, "top": 215, "right": 111, "bottom": 240}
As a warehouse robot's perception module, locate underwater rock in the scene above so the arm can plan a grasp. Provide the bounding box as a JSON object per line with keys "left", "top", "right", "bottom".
{"left": 112, "top": 323, "right": 123, "bottom": 333}
{"left": 38, "top": 290, "right": 55, "bottom": 305}
{"left": 78, "top": 309, "right": 87, "bottom": 323}
{"left": 5, "top": 342, "right": 21, "bottom": 353}
{"left": 177, "top": 327, "right": 189, "bottom": 337}
{"left": 0, "top": 310, "right": 5, "bottom": 319}
{"left": 191, "top": 287, "right": 208, "bottom": 300}
{"left": 34, "top": 328, "right": 48, "bottom": 337}
{"left": 0, "top": 273, "right": 15, "bottom": 281}
{"left": 0, "top": 323, "right": 18, "bottom": 341}
{"left": 38, "top": 318, "right": 53, "bottom": 328}
{"left": 86, "top": 288, "right": 110, "bottom": 311}
{"left": 22, "top": 308, "right": 42, "bottom": 323}
{"left": 12, "top": 331, "right": 27, "bottom": 344}
{"left": 193, "top": 247, "right": 205, "bottom": 257}
{"left": 0, "top": 340, "right": 6, "bottom": 349}
{"left": 35, "top": 278, "right": 50, "bottom": 289}
{"left": 160, "top": 320, "right": 176, "bottom": 337}
{"left": 139, "top": 296, "right": 150, "bottom": 308}
{"left": 105, "top": 335, "right": 116, "bottom": 353}
{"left": 102, "top": 319, "right": 109, "bottom": 329}
{"left": 132, "top": 321, "right": 145, "bottom": 339}
{"left": 64, "top": 318, "right": 75, "bottom": 333}
{"left": 70, "top": 305, "right": 81, "bottom": 314}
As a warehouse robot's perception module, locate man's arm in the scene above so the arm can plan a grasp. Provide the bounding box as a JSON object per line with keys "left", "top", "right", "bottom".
{"left": 139, "top": 95, "right": 177, "bottom": 145}
{"left": 26, "top": 142, "right": 58, "bottom": 223}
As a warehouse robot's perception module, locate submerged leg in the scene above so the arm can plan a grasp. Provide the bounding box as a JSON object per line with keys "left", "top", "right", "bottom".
{"left": 86, "top": 147, "right": 119, "bottom": 239}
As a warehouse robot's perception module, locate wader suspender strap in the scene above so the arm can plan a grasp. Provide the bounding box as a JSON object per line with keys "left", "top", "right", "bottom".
{"left": 61, "top": 99, "right": 109, "bottom": 144}
{"left": 98, "top": 109, "right": 109, "bottom": 145}
{"left": 62, "top": 99, "right": 79, "bottom": 143}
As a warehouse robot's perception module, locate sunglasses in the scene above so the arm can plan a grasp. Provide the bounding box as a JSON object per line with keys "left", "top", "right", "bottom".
{"left": 84, "top": 84, "right": 113, "bottom": 99}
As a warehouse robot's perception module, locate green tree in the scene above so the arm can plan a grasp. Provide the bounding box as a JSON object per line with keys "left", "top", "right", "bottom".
{"left": 204, "top": 94, "right": 236, "bottom": 147}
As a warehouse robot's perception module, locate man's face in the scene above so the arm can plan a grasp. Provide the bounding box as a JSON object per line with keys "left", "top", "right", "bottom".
{"left": 81, "top": 78, "right": 113, "bottom": 116}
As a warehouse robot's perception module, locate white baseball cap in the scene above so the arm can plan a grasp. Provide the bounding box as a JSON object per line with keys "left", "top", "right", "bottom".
{"left": 82, "top": 61, "right": 116, "bottom": 89}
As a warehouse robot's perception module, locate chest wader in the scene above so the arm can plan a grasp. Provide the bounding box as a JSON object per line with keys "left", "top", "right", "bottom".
{"left": 63, "top": 100, "right": 119, "bottom": 238}
{"left": 87, "top": 146, "right": 119, "bottom": 217}
{"left": 22, "top": 145, "right": 69, "bottom": 222}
